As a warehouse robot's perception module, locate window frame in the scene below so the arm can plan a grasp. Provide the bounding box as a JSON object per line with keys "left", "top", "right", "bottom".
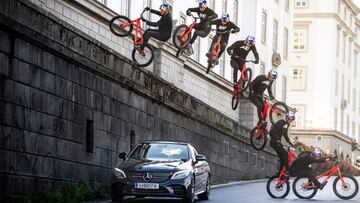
{"left": 294, "top": 0, "right": 309, "bottom": 8}
{"left": 291, "top": 66, "right": 307, "bottom": 91}
{"left": 291, "top": 105, "right": 306, "bottom": 128}
{"left": 261, "top": 10, "right": 267, "bottom": 45}
{"left": 293, "top": 29, "right": 308, "bottom": 52}
{"left": 273, "top": 19, "right": 279, "bottom": 51}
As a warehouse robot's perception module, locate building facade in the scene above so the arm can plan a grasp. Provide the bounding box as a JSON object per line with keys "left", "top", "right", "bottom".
{"left": 289, "top": 0, "right": 360, "bottom": 162}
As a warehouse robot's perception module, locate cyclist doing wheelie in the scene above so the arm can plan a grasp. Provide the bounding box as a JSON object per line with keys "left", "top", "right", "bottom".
{"left": 206, "top": 13, "right": 240, "bottom": 62}
{"left": 227, "top": 36, "right": 259, "bottom": 88}
{"left": 249, "top": 69, "right": 277, "bottom": 127}
{"left": 290, "top": 147, "right": 331, "bottom": 190}
{"left": 186, "top": 0, "right": 218, "bottom": 54}
{"left": 269, "top": 112, "right": 296, "bottom": 177}
{"left": 139, "top": 4, "right": 173, "bottom": 54}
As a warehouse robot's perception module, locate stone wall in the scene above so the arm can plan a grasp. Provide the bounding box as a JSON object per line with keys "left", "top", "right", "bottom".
{"left": 0, "top": 0, "right": 276, "bottom": 201}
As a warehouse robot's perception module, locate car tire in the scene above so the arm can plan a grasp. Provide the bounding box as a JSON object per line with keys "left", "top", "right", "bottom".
{"left": 183, "top": 177, "right": 195, "bottom": 203}
{"left": 197, "top": 175, "right": 210, "bottom": 200}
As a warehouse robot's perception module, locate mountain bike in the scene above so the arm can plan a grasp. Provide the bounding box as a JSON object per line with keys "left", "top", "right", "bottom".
{"left": 109, "top": 9, "right": 154, "bottom": 67}
{"left": 231, "top": 58, "right": 254, "bottom": 110}
{"left": 250, "top": 94, "right": 289, "bottom": 150}
{"left": 266, "top": 145, "right": 298, "bottom": 198}
{"left": 206, "top": 29, "right": 231, "bottom": 74}
{"left": 172, "top": 13, "right": 200, "bottom": 57}
{"left": 292, "top": 156, "right": 359, "bottom": 200}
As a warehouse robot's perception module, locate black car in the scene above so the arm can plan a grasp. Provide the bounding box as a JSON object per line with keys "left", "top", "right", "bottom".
{"left": 111, "top": 141, "right": 211, "bottom": 203}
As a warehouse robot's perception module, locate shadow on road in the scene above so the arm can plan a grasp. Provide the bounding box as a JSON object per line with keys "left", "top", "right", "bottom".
{"left": 112, "top": 198, "right": 207, "bottom": 203}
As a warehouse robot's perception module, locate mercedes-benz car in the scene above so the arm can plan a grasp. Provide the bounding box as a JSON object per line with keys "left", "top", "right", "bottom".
{"left": 111, "top": 141, "right": 211, "bottom": 203}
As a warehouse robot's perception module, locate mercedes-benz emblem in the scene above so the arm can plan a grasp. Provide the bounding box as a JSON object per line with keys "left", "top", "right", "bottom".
{"left": 143, "top": 172, "right": 152, "bottom": 182}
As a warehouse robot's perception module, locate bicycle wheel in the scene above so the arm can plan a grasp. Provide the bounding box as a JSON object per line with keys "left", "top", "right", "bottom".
{"left": 109, "top": 15, "right": 133, "bottom": 37}
{"left": 231, "top": 87, "right": 240, "bottom": 110}
{"left": 266, "top": 176, "right": 290, "bottom": 199}
{"left": 250, "top": 127, "right": 267, "bottom": 151}
{"left": 131, "top": 45, "right": 154, "bottom": 67}
{"left": 292, "top": 177, "right": 318, "bottom": 199}
{"left": 206, "top": 52, "right": 216, "bottom": 74}
{"left": 206, "top": 62, "right": 212, "bottom": 74}
{"left": 240, "top": 68, "right": 252, "bottom": 95}
{"left": 172, "top": 25, "right": 190, "bottom": 49}
{"left": 333, "top": 175, "right": 359, "bottom": 200}
{"left": 269, "top": 102, "right": 289, "bottom": 125}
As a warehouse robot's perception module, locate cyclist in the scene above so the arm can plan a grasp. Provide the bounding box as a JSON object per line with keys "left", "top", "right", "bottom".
{"left": 186, "top": 0, "right": 218, "bottom": 54}
{"left": 248, "top": 69, "right": 277, "bottom": 127}
{"left": 289, "top": 147, "right": 332, "bottom": 189}
{"left": 269, "top": 112, "right": 295, "bottom": 177}
{"left": 139, "top": 3, "right": 173, "bottom": 53}
{"left": 206, "top": 13, "right": 240, "bottom": 63}
{"left": 227, "top": 35, "right": 259, "bottom": 87}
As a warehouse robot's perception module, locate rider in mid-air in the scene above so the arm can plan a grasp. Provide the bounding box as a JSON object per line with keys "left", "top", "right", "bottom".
{"left": 289, "top": 147, "right": 331, "bottom": 189}
{"left": 139, "top": 3, "right": 173, "bottom": 54}
{"left": 248, "top": 69, "right": 277, "bottom": 127}
{"left": 206, "top": 13, "right": 240, "bottom": 63}
{"left": 227, "top": 36, "right": 259, "bottom": 87}
{"left": 269, "top": 112, "right": 295, "bottom": 177}
{"left": 186, "top": 0, "right": 218, "bottom": 54}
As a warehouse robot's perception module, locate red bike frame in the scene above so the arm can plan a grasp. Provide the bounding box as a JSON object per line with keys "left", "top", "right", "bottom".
{"left": 118, "top": 18, "right": 144, "bottom": 46}
{"left": 179, "top": 15, "right": 198, "bottom": 45}
{"left": 254, "top": 98, "right": 283, "bottom": 139}
{"left": 275, "top": 149, "right": 298, "bottom": 188}
{"left": 231, "top": 64, "right": 250, "bottom": 96}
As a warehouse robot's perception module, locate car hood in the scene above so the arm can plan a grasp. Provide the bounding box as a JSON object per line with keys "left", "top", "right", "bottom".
{"left": 116, "top": 158, "right": 191, "bottom": 172}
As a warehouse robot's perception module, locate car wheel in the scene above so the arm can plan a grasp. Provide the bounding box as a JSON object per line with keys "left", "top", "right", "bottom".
{"left": 197, "top": 175, "right": 210, "bottom": 200}
{"left": 183, "top": 177, "right": 195, "bottom": 203}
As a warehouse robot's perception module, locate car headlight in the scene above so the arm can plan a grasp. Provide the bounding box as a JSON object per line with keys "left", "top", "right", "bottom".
{"left": 114, "top": 168, "right": 127, "bottom": 179}
{"left": 171, "top": 170, "right": 191, "bottom": 180}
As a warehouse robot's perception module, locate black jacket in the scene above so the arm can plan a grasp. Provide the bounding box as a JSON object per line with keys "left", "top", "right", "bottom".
{"left": 269, "top": 120, "right": 291, "bottom": 145}
{"left": 146, "top": 9, "right": 173, "bottom": 38}
{"left": 187, "top": 7, "right": 218, "bottom": 30}
{"left": 290, "top": 154, "right": 326, "bottom": 171}
{"left": 210, "top": 19, "right": 239, "bottom": 41}
{"left": 227, "top": 40, "right": 259, "bottom": 62}
{"left": 249, "top": 75, "right": 274, "bottom": 98}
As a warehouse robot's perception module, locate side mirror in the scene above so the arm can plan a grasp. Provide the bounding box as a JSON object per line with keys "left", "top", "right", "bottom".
{"left": 119, "top": 152, "right": 127, "bottom": 160}
{"left": 195, "top": 154, "right": 206, "bottom": 162}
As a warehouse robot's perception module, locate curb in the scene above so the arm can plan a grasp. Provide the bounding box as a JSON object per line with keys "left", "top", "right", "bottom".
{"left": 211, "top": 179, "right": 267, "bottom": 189}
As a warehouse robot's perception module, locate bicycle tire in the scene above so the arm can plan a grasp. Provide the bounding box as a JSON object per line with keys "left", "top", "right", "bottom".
{"left": 131, "top": 44, "right": 154, "bottom": 67}
{"left": 240, "top": 68, "right": 252, "bottom": 99}
{"left": 269, "top": 102, "right": 289, "bottom": 125}
{"left": 172, "top": 24, "right": 190, "bottom": 49}
{"left": 266, "top": 176, "right": 290, "bottom": 199}
{"left": 231, "top": 88, "right": 240, "bottom": 110}
{"left": 333, "top": 175, "right": 359, "bottom": 200}
{"left": 109, "top": 15, "right": 133, "bottom": 37}
{"left": 292, "top": 176, "right": 318, "bottom": 199}
{"left": 250, "top": 127, "right": 267, "bottom": 151}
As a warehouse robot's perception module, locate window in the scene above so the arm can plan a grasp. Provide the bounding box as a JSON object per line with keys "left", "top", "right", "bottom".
{"left": 97, "top": 0, "right": 107, "bottom": 5}
{"left": 337, "top": 0, "right": 341, "bottom": 13}
{"left": 86, "top": 119, "right": 94, "bottom": 153}
{"left": 107, "top": 0, "right": 130, "bottom": 16}
{"left": 222, "top": 0, "right": 227, "bottom": 13}
{"left": 334, "top": 108, "right": 338, "bottom": 130}
{"left": 343, "top": 33, "right": 347, "bottom": 62}
{"left": 193, "top": 38, "right": 200, "bottom": 61}
{"left": 341, "top": 111, "right": 344, "bottom": 132}
{"left": 291, "top": 105, "right": 305, "bottom": 128}
{"left": 347, "top": 80, "right": 350, "bottom": 101}
{"left": 341, "top": 74, "right": 344, "bottom": 98}
{"left": 354, "top": 52, "right": 358, "bottom": 78}
{"left": 294, "top": 0, "right": 308, "bottom": 8}
{"left": 282, "top": 76, "right": 287, "bottom": 103}
{"left": 219, "top": 54, "right": 226, "bottom": 77}
{"left": 273, "top": 19, "right": 278, "bottom": 50}
{"left": 292, "top": 67, "right": 306, "bottom": 90}
{"left": 348, "top": 39, "right": 352, "bottom": 66}
{"left": 261, "top": 11, "right": 267, "bottom": 45}
{"left": 121, "top": 0, "right": 130, "bottom": 16}
{"left": 350, "top": 14, "right": 353, "bottom": 27}
{"left": 209, "top": 0, "right": 215, "bottom": 9}
{"left": 293, "top": 30, "right": 307, "bottom": 51}
{"left": 335, "top": 70, "right": 338, "bottom": 95}
{"left": 143, "top": 0, "right": 151, "bottom": 29}
{"left": 272, "top": 79, "right": 277, "bottom": 98}
{"left": 233, "top": 0, "right": 238, "bottom": 25}
{"left": 336, "top": 28, "right": 340, "bottom": 57}
{"left": 352, "top": 122, "right": 356, "bottom": 137}
{"left": 285, "top": 0, "right": 289, "bottom": 13}
{"left": 353, "top": 89, "right": 356, "bottom": 111}
{"left": 344, "top": 7, "right": 347, "bottom": 21}
{"left": 346, "top": 115, "right": 350, "bottom": 136}
{"left": 283, "top": 28, "right": 289, "bottom": 59}
{"left": 260, "top": 62, "right": 266, "bottom": 75}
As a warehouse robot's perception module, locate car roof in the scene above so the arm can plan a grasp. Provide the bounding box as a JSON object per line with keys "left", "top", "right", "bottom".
{"left": 140, "top": 140, "right": 191, "bottom": 146}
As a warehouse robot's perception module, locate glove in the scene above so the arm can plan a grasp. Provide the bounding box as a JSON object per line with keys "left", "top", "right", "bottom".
{"left": 270, "top": 96, "right": 275, "bottom": 100}
{"left": 227, "top": 50, "right": 232, "bottom": 55}
{"left": 141, "top": 17, "right": 147, "bottom": 23}
{"left": 144, "top": 7, "right": 150, "bottom": 11}
{"left": 231, "top": 30, "right": 237, "bottom": 34}
{"left": 186, "top": 10, "right": 191, "bottom": 15}
{"left": 254, "top": 59, "right": 259, "bottom": 64}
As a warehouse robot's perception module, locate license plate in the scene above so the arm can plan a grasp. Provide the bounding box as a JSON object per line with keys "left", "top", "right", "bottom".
{"left": 135, "top": 182, "right": 159, "bottom": 189}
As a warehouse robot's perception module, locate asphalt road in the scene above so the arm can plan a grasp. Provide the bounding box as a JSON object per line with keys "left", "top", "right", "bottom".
{"left": 102, "top": 177, "right": 360, "bottom": 203}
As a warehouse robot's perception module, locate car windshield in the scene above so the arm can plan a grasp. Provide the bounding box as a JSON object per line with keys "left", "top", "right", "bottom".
{"left": 129, "top": 143, "right": 189, "bottom": 161}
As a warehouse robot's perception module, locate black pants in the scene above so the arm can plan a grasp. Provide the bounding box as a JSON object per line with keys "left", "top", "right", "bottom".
{"left": 290, "top": 168, "right": 321, "bottom": 187}
{"left": 189, "top": 25, "right": 210, "bottom": 44}
{"left": 208, "top": 35, "right": 228, "bottom": 58}
{"left": 141, "top": 29, "right": 170, "bottom": 49}
{"left": 230, "top": 59, "right": 245, "bottom": 84}
{"left": 270, "top": 142, "right": 289, "bottom": 174}
{"left": 249, "top": 94, "right": 265, "bottom": 123}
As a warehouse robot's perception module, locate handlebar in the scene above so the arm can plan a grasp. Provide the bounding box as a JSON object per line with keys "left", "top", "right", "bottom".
{"left": 232, "top": 56, "right": 256, "bottom": 64}
{"left": 188, "top": 13, "right": 200, "bottom": 21}
{"left": 211, "top": 29, "right": 232, "bottom": 34}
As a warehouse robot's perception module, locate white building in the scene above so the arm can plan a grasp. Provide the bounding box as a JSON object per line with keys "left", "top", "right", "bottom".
{"left": 289, "top": 0, "right": 360, "bottom": 161}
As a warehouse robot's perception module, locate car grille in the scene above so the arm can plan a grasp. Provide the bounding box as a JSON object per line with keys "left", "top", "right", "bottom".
{"left": 133, "top": 187, "right": 169, "bottom": 194}
{"left": 127, "top": 172, "right": 171, "bottom": 183}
